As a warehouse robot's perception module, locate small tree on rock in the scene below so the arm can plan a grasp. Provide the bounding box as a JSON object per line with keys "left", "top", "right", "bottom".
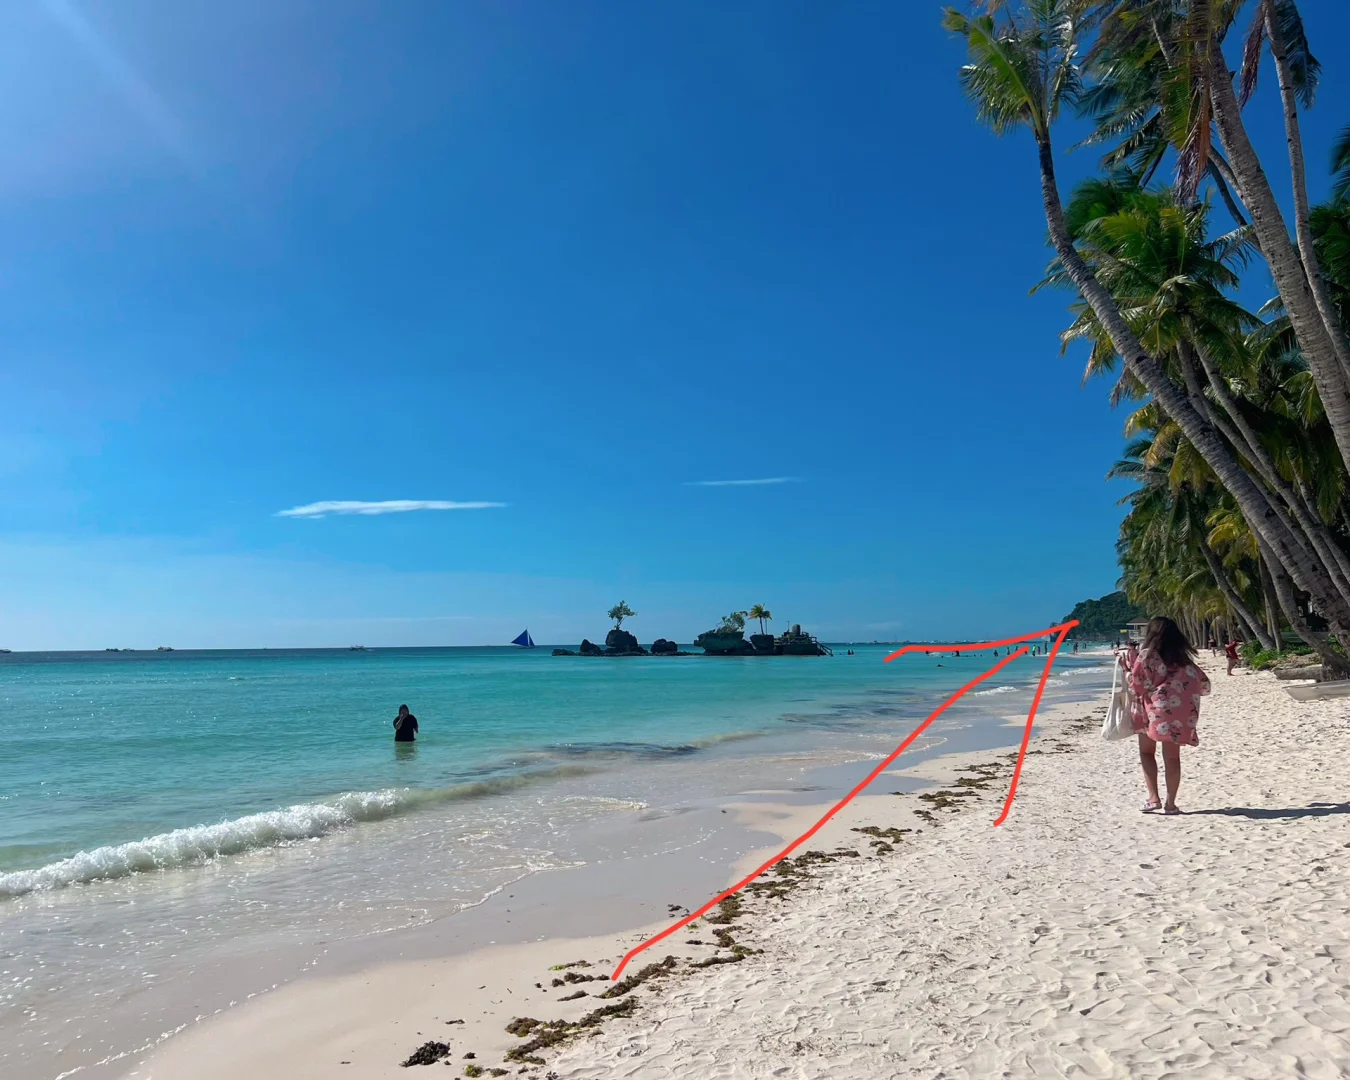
{"left": 608, "top": 601, "right": 636, "bottom": 629}
{"left": 747, "top": 604, "right": 773, "bottom": 635}
{"left": 716, "top": 610, "right": 748, "bottom": 634}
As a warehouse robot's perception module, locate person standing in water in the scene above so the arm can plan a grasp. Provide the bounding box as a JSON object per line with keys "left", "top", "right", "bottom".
{"left": 393, "top": 704, "right": 419, "bottom": 742}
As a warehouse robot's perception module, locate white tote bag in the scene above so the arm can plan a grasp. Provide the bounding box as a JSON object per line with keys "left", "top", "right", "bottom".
{"left": 1101, "top": 657, "right": 1136, "bottom": 741}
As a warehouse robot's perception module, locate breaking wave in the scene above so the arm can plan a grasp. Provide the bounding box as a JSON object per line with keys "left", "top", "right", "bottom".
{"left": 0, "top": 768, "right": 594, "bottom": 898}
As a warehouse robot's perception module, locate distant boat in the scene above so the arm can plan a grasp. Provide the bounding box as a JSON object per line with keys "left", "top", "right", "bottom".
{"left": 348, "top": 645, "right": 368, "bottom": 651}
{"left": 511, "top": 629, "right": 536, "bottom": 648}
{"left": 156, "top": 646, "right": 174, "bottom": 652}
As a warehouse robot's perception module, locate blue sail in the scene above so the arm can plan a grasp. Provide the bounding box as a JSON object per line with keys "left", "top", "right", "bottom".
{"left": 511, "top": 629, "right": 535, "bottom": 648}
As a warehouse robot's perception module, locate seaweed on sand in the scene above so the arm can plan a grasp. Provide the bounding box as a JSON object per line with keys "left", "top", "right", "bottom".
{"left": 597, "top": 955, "right": 678, "bottom": 999}
{"left": 918, "top": 789, "right": 975, "bottom": 812}
{"left": 400, "top": 1041, "right": 452, "bottom": 1067}
{"left": 504, "top": 997, "right": 639, "bottom": 1064}
{"left": 690, "top": 944, "right": 758, "bottom": 969}
{"left": 701, "top": 896, "right": 743, "bottom": 925}
{"left": 853, "top": 826, "right": 907, "bottom": 853}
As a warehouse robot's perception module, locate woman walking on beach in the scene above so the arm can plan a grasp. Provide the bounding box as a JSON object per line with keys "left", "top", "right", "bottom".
{"left": 1127, "top": 617, "right": 1210, "bottom": 816}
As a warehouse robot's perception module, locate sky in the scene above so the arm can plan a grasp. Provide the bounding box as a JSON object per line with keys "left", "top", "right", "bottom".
{"left": 1, "top": 0, "right": 1348, "bottom": 650}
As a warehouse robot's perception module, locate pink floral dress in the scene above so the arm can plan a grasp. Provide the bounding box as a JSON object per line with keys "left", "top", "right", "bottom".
{"left": 1127, "top": 648, "right": 1211, "bottom": 746}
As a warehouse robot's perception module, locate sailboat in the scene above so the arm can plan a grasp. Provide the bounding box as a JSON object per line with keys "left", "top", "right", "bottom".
{"left": 511, "top": 629, "right": 536, "bottom": 649}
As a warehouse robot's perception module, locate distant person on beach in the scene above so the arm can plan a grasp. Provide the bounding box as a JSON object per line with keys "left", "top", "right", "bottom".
{"left": 1208, "top": 637, "right": 1218, "bottom": 656}
{"left": 1126, "top": 617, "right": 1211, "bottom": 816}
{"left": 1224, "top": 639, "right": 1240, "bottom": 676}
{"left": 393, "top": 704, "right": 419, "bottom": 742}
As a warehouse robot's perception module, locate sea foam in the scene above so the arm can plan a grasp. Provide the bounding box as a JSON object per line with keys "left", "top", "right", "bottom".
{"left": 0, "top": 790, "right": 404, "bottom": 897}
{"left": 0, "top": 768, "right": 591, "bottom": 898}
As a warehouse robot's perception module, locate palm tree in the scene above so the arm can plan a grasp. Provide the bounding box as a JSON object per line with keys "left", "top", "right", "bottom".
{"left": 746, "top": 605, "right": 774, "bottom": 636}
{"left": 1081, "top": 0, "right": 1350, "bottom": 472}
{"left": 944, "top": 1, "right": 1350, "bottom": 649}
{"left": 607, "top": 601, "right": 635, "bottom": 630}
{"left": 1045, "top": 178, "right": 1350, "bottom": 600}
{"left": 1111, "top": 429, "right": 1276, "bottom": 650}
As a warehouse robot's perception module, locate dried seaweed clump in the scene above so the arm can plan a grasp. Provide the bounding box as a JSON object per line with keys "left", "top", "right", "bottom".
{"left": 504, "top": 997, "right": 638, "bottom": 1064}
{"left": 597, "top": 955, "right": 678, "bottom": 999}
{"left": 549, "top": 969, "right": 601, "bottom": 987}
{"left": 400, "top": 1041, "right": 451, "bottom": 1067}
{"left": 701, "top": 895, "right": 743, "bottom": 925}
{"left": 690, "top": 944, "right": 758, "bottom": 968}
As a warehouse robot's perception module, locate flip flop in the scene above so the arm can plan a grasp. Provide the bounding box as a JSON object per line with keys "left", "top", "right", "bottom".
{"left": 1163, "top": 807, "right": 1183, "bottom": 816}
{"left": 1141, "top": 801, "right": 1162, "bottom": 813}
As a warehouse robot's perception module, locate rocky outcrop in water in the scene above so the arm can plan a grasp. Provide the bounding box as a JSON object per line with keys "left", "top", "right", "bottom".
{"left": 604, "top": 629, "right": 646, "bottom": 656}
{"left": 556, "top": 633, "right": 687, "bottom": 657}
{"left": 693, "top": 630, "right": 755, "bottom": 655}
{"left": 694, "top": 623, "right": 831, "bottom": 656}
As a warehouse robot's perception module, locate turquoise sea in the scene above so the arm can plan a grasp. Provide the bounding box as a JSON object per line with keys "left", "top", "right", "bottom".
{"left": 0, "top": 643, "right": 1111, "bottom": 1079}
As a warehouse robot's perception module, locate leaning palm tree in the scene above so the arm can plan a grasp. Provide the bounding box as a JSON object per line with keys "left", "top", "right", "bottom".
{"left": 943, "top": 1, "right": 1350, "bottom": 649}
{"left": 746, "top": 604, "right": 774, "bottom": 636}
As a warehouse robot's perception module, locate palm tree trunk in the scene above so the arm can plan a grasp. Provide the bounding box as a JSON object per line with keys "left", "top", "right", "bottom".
{"left": 1209, "top": 63, "right": 1350, "bottom": 469}
{"left": 1207, "top": 160, "right": 1248, "bottom": 229}
{"left": 1189, "top": 342, "right": 1350, "bottom": 600}
{"left": 1259, "top": 549, "right": 1283, "bottom": 643}
{"left": 1263, "top": 1, "right": 1350, "bottom": 376}
{"left": 1200, "top": 543, "right": 1275, "bottom": 651}
{"left": 1230, "top": 602, "right": 1257, "bottom": 646}
{"left": 1033, "top": 130, "right": 1350, "bottom": 648}
{"left": 1259, "top": 536, "right": 1350, "bottom": 678}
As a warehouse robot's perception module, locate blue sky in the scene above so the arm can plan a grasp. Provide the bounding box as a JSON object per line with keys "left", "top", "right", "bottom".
{"left": 2, "top": 0, "right": 1347, "bottom": 650}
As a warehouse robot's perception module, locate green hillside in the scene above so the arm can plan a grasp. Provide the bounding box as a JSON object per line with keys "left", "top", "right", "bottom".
{"left": 1062, "top": 592, "right": 1144, "bottom": 640}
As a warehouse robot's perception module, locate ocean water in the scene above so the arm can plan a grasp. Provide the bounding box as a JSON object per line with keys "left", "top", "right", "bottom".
{"left": 0, "top": 643, "right": 1111, "bottom": 1078}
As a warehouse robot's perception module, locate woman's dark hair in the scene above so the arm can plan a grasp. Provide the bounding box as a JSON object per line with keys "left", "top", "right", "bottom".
{"left": 397, "top": 704, "right": 409, "bottom": 715}
{"left": 1142, "top": 616, "right": 1195, "bottom": 668}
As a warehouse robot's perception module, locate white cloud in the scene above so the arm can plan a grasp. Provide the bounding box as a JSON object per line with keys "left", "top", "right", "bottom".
{"left": 277, "top": 500, "right": 506, "bottom": 519}
{"left": 684, "top": 477, "right": 801, "bottom": 487}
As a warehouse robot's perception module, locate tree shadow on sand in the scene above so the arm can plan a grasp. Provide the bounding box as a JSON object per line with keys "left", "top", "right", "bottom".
{"left": 1188, "top": 802, "right": 1350, "bottom": 820}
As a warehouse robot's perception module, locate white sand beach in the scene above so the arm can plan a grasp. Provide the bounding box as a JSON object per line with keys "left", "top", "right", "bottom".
{"left": 134, "top": 657, "right": 1350, "bottom": 1079}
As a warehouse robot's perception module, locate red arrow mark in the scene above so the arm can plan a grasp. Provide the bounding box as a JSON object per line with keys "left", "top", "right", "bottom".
{"left": 608, "top": 619, "right": 1078, "bottom": 981}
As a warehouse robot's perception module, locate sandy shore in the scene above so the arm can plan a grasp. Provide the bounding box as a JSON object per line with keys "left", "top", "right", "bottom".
{"left": 133, "top": 657, "right": 1350, "bottom": 1079}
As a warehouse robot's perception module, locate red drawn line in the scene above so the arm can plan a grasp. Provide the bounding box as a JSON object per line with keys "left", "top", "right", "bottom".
{"left": 880, "top": 619, "right": 1078, "bottom": 663}
{"left": 993, "top": 622, "right": 1075, "bottom": 826}
{"left": 609, "top": 631, "right": 1071, "bottom": 982}
{"left": 883, "top": 619, "right": 1080, "bottom": 825}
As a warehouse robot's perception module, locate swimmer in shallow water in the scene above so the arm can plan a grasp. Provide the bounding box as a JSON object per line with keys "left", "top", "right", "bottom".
{"left": 393, "top": 704, "right": 419, "bottom": 742}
